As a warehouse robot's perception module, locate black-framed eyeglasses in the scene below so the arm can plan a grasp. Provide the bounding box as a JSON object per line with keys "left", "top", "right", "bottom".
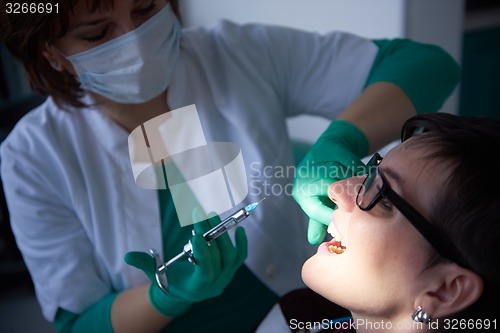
{"left": 356, "top": 153, "right": 468, "bottom": 268}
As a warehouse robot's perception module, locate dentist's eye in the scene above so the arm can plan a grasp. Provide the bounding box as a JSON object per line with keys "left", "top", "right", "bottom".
{"left": 82, "top": 28, "right": 108, "bottom": 43}
{"left": 135, "top": 1, "right": 156, "bottom": 16}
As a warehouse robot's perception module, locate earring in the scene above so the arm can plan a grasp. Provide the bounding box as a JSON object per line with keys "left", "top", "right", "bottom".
{"left": 411, "top": 306, "right": 431, "bottom": 323}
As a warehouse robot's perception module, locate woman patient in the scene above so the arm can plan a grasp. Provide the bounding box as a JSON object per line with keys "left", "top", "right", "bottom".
{"left": 260, "top": 113, "right": 500, "bottom": 332}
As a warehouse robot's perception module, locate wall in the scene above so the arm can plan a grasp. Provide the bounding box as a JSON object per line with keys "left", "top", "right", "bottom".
{"left": 180, "top": 0, "right": 405, "bottom": 37}
{"left": 459, "top": 4, "right": 500, "bottom": 119}
{"left": 180, "top": 0, "right": 465, "bottom": 145}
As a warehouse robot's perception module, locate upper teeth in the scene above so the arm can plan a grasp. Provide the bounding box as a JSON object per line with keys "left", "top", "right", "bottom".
{"left": 328, "top": 223, "right": 342, "bottom": 241}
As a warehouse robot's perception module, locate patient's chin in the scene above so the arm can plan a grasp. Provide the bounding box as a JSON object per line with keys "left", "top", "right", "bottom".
{"left": 301, "top": 255, "right": 321, "bottom": 290}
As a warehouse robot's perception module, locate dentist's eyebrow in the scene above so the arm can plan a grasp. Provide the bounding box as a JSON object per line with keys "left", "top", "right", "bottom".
{"left": 72, "top": 18, "right": 107, "bottom": 29}
{"left": 72, "top": 0, "right": 148, "bottom": 29}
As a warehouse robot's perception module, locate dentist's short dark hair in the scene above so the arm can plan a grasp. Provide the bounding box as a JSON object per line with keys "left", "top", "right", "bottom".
{"left": 0, "top": 0, "right": 181, "bottom": 108}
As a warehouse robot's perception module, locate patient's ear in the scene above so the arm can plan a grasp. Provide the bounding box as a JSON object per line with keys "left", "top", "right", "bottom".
{"left": 415, "top": 263, "right": 483, "bottom": 319}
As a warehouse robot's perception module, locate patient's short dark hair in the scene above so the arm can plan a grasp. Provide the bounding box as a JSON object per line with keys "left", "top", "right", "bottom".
{"left": 402, "top": 112, "right": 500, "bottom": 319}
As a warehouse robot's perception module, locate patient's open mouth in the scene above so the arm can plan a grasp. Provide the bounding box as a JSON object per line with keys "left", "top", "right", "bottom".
{"left": 328, "top": 240, "right": 346, "bottom": 254}
{"left": 327, "top": 222, "right": 346, "bottom": 254}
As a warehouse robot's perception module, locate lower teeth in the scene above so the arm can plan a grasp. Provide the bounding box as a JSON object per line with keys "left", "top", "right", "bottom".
{"left": 328, "top": 245, "right": 345, "bottom": 254}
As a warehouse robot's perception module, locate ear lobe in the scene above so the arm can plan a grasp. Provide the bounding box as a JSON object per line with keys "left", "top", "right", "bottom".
{"left": 417, "top": 264, "right": 483, "bottom": 319}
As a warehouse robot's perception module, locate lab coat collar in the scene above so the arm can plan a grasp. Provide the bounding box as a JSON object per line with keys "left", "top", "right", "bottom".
{"left": 79, "top": 94, "right": 133, "bottom": 155}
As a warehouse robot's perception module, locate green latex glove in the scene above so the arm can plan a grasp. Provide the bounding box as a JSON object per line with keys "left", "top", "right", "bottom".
{"left": 292, "top": 120, "right": 369, "bottom": 245}
{"left": 125, "top": 209, "right": 248, "bottom": 317}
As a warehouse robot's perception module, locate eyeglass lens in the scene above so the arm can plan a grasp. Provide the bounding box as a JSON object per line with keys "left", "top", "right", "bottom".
{"left": 356, "top": 153, "right": 382, "bottom": 210}
{"left": 357, "top": 169, "right": 381, "bottom": 210}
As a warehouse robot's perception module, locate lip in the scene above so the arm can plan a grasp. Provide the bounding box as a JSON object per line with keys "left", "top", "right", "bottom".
{"left": 321, "top": 214, "right": 347, "bottom": 254}
{"left": 317, "top": 242, "right": 336, "bottom": 255}
{"left": 330, "top": 213, "right": 338, "bottom": 229}
{"left": 328, "top": 216, "right": 342, "bottom": 241}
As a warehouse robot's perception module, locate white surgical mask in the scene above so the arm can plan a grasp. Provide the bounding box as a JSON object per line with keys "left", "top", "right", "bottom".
{"left": 66, "top": 3, "right": 180, "bottom": 104}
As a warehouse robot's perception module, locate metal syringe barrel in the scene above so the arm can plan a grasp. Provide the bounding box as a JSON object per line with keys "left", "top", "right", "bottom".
{"left": 203, "top": 208, "right": 249, "bottom": 242}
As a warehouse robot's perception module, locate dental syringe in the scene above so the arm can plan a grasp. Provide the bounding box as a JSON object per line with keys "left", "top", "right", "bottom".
{"left": 150, "top": 199, "right": 264, "bottom": 293}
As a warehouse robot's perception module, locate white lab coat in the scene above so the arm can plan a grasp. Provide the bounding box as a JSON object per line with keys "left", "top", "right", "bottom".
{"left": 0, "top": 20, "right": 377, "bottom": 320}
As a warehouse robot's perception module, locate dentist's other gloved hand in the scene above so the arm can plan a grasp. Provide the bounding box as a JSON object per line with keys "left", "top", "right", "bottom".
{"left": 125, "top": 209, "right": 248, "bottom": 317}
{"left": 292, "top": 120, "right": 369, "bottom": 245}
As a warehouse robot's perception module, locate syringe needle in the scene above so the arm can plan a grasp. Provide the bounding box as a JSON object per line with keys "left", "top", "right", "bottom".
{"left": 244, "top": 197, "right": 265, "bottom": 214}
